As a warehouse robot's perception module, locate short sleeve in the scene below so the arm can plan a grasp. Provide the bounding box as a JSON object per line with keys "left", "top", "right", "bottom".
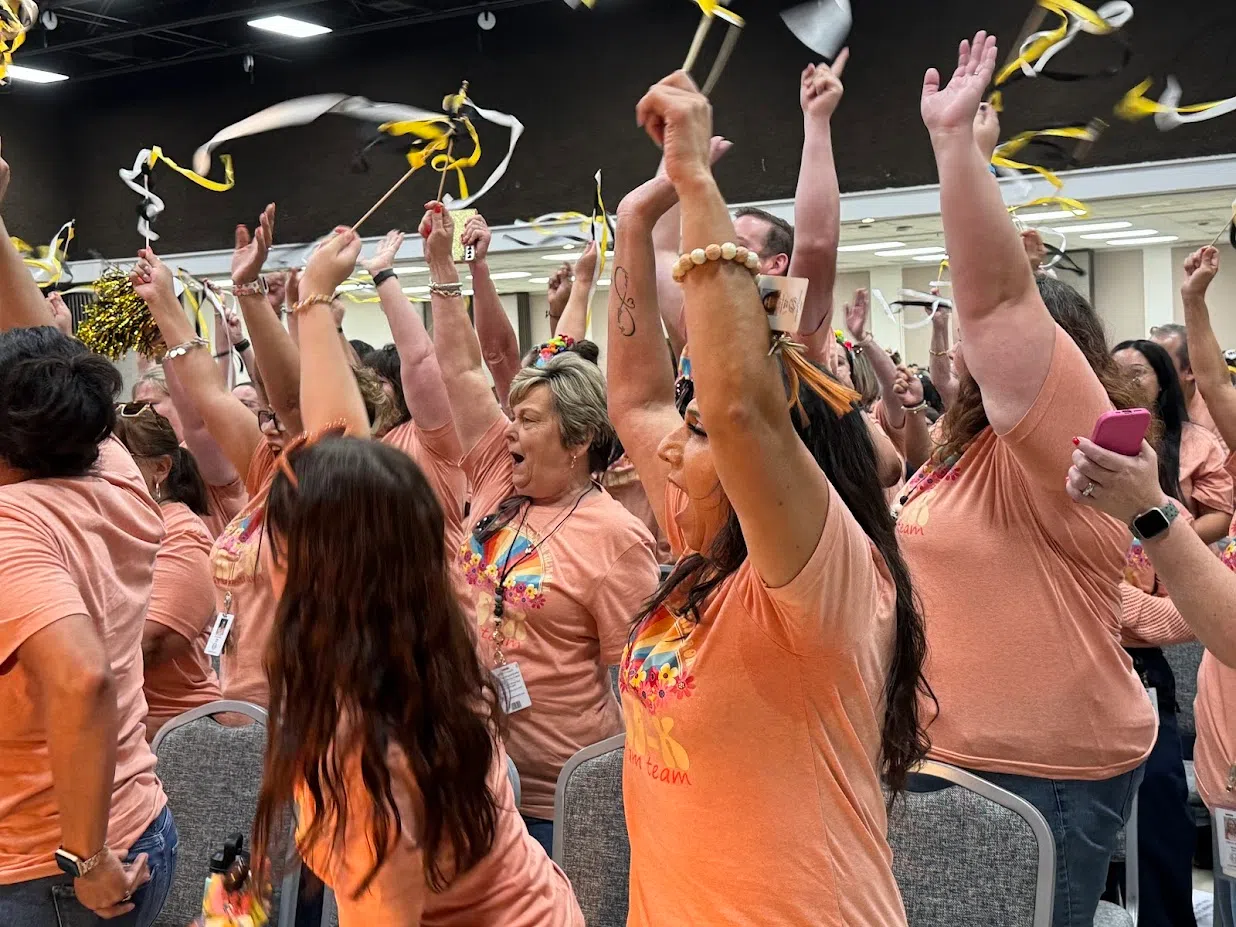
{"left": 461, "top": 416, "right": 515, "bottom": 522}
{"left": 0, "top": 509, "right": 87, "bottom": 666}
{"left": 245, "top": 442, "right": 279, "bottom": 497}
{"left": 1182, "top": 425, "right": 1234, "bottom": 516}
{"left": 591, "top": 539, "right": 660, "bottom": 665}
{"left": 147, "top": 512, "right": 215, "bottom": 641}
{"left": 206, "top": 478, "right": 248, "bottom": 526}
{"left": 1002, "top": 326, "right": 1113, "bottom": 494}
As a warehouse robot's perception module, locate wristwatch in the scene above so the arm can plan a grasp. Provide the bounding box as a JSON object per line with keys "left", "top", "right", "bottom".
{"left": 1131, "top": 501, "right": 1179, "bottom": 543}
{"left": 55, "top": 845, "right": 109, "bottom": 878}
{"left": 232, "top": 277, "right": 268, "bottom": 297}
{"left": 371, "top": 268, "right": 398, "bottom": 288}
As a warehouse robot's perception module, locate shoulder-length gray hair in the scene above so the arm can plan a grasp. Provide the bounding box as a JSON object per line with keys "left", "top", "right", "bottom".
{"left": 508, "top": 352, "right": 618, "bottom": 473}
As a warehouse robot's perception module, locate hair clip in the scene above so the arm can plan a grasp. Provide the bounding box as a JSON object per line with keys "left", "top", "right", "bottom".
{"left": 275, "top": 421, "right": 349, "bottom": 491}
{"left": 533, "top": 334, "right": 576, "bottom": 368}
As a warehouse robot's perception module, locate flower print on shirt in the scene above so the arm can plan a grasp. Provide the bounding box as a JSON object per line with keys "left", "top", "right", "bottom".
{"left": 211, "top": 506, "right": 265, "bottom": 589}
{"left": 459, "top": 521, "right": 554, "bottom": 653}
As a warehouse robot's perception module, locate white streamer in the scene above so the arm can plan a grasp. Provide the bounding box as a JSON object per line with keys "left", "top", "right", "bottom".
{"left": 118, "top": 149, "right": 164, "bottom": 242}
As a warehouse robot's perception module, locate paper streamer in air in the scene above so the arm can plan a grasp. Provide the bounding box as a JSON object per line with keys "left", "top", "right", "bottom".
{"left": 780, "top": 0, "right": 851, "bottom": 61}
{"left": 1115, "top": 76, "right": 1236, "bottom": 130}
{"left": 0, "top": 0, "right": 36, "bottom": 85}
{"left": 13, "top": 219, "right": 75, "bottom": 287}
{"left": 119, "top": 147, "right": 235, "bottom": 241}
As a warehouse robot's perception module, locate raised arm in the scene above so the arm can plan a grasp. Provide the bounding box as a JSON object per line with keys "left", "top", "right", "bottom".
{"left": 553, "top": 241, "right": 598, "bottom": 343}
{"left": 891, "top": 367, "right": 934, "bottom": 474}
{"left": 132, "top": 250, "right": 264, "bottom": 479}
{"left": 928, "top": 306, "right": 958, "bottom": 409}
{"left": 232, "top": 206, "right": 303, "bottom": 437}
{"left": 163, "top": 363, "right": 240, "bottom": 487}
{"left": 423, "top": 203, "right": 506, "bottom": 455}
{"left": 924, "top": 33, "right": 1057, "bottom": 433}
{"left": 0, "top": 148, "right": 54, "bottom": 331}
{"left": 1180, "top": 247, "right": 1236, "bottom": 451}
{"left": 361, "top": 231, "right": 458, "bottom": 439}
{"left": 464, "top": 213, "right": 522, "bottom": 407}
{"left": 846, "top": 288, "right": 904, "bottom": 430}
{"left": 639, "top": 73, "right": 832, "bottom": 587}
{"left": 608, "top": 173, "right": 686, "bottom": 540}
{"left": 791, "top": 52, "right": 847, "bottom": 366}
{"left": 545, "top": 262, "right": 572, "bottom": 337}
{"left": 295, "top": 228, "right": 370, "bottom": 436}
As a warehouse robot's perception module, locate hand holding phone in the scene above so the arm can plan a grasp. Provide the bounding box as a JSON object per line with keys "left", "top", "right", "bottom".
{"left": 1090, "top": 408, "right": 1151, "bottom": 457}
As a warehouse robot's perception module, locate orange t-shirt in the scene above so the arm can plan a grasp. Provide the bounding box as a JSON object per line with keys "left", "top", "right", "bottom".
{"left": 202, "top": 477, "right": 248, "bottom": 540}
{"left": 1190, "top": 389, "right": 1227, "bottom": 451}
{"left": 1195, "top": 650, "right": 1236, "bottom": 809}
{"left": 459, "top": 418, "right": 659, "bottom": 819}
{"left": 210, "top": 443, "right": 280, "bottom": 707}
{"left": 143, "top": 501, "right": 223, "bottom": 742}
{"left": 0, "top": 439, "right": 167, "bottom": 883}
{"left": 298, "top": 740, "right": 583, "bottom": 926}
{"left": 897, "top": 326, "right": 1156, "bottom": 778}
{"left": 383, "top": 419, "right": 467, "bottom": 556}
{"left": 1179, "top": 422, "right": 1233, "bottom": 518}
{"left": 620, "top": 480, "right": 905, "bottom": 926}
{"left": 602, "top": 454, "right": 673, "bottom": 564}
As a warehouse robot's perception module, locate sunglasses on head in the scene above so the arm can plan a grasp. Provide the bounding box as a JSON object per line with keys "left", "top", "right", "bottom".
{"left": 674, "top": 376, "right": 694, "bottom": 417}
{"left": 116, "top": 401, "right": 153, "bottom": 418}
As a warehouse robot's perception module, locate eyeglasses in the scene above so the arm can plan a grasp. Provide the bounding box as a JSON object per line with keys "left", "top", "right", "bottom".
{"left": 116, "top": 401, "right": 153, "bottom": 418}
{"left": 256, "top": 410, "right": 280, "bottom": 431}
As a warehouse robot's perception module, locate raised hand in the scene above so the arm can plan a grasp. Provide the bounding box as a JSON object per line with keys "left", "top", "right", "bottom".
{"left": 1182, "top": 246, "right": 1220, "bottom": 302}
{"left": 1021, "top": 228, "right": 1047, "bottom": 272}
{"left": 223, "top": 306, "right": 244, "bottom": 344}
{"left": 46, "top": 291, "right": 73, "bottom": 336}
{"left": 461, "top": 213, "right": 492, "bottom": 263}
{"left": 362, "top": 229, "right": 404, "bottom": 276}
{"left": 302, "top": 226, "right": 362, "bottom": 296}
{"left": 801, "top": 48, "right": 849, "bottom": 123}
{"left": 893, "top": 365, "right": 925, "bottom": 408}
{"left": 232, "top": 204, "right": 275, "bottom": 285}
{"left": 636, "top": 71, "right": 714, "bottom": 190}
{"left": 844, "top": 287, "right": 870, "bottom": 343}
{"left": 266, "top": 272, "right": 287, "bottom": 314}
{"left": 974, "top": 101, "right": 1001, "bottom": 160}
{"left": 921, "top": 31, "right": 998, "bottom": 137}
{"left": 420, "top": 201, "right": 455, "bottom": 268}
{"left": 547, "top": 264, "right": 572, "bottom": 318}
{"left": 573, "top": 240, "right": 599, "bottom": 287}
{"left": 131, "top": 248, "right": 177, "bottom": 308}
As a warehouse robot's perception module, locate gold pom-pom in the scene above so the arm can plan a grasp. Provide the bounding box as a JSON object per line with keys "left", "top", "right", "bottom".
{"left": 76, "top": 267, "right": 161, "bottom": 360}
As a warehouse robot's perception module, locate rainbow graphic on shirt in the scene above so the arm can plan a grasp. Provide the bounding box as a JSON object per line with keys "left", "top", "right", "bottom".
{"left": 620, "top": 603, "right": 698, "bottom": 715}
{"left": 211, "top": 504, "right": 265, "bottom": 589}
{"left": 459, "top": 522, "right": 553, "bottom": 651}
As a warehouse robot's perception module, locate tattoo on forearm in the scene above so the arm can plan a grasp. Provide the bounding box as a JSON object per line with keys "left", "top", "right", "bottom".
{"left": 614, "top": 266, "right": 636, "bottom": 337}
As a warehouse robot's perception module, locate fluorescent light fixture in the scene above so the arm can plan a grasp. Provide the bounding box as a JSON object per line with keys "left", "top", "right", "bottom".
{"left": 526, "top": 277, "right": 550, "bottom": 285}
{"left": 541, "top": 252, "right": 580, "bottom": 261}
{"left": 395, "top": 265, "right": 430, "bottom": 275}
{"left": 1017, "top": 209, "right": 1087, "bottom": 222}
{"left": 860, "top": 217, "right": 876, "bottom": 224}
{"left": 1105, "top": 235, "right": 1179, "bottom": 245}
{"left": 461, "top": 288, "right": 475, "bottom": 296}
{"left": 596, "top": 278, "right": 611, "bottom": 287}
{"left": 248, "top": 15, "right": 332, "bottom": 37}
{"left": 7, "top": 64, "right": 69, "bottom": 83}
{"left": 488, "top": 271, "right": 532, "bottom": 280}
{"left": 561, "top": 243, "right": 577, "bottom": 250}
{"left": 1081, "top": 229, "right": 1157, "bottom": 240}
{"left": 874, "top": 246, "right": 946, "bottom": 257}
{"left": 913, "top": 254, "right": 947, "bottom": 262}
{"left": 403, "top": 286, "right": 430, "bottom": 294}
{"left": 837, "top": 241, "right": 906, "bottom": 253}
{"left": 1051, "top": 221, "right": 1132, "bottom": 234}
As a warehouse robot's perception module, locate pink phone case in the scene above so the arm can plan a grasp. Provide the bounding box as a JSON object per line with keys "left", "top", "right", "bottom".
{"left": 1090, "top": 408, "right": 1151, "bottom": 456}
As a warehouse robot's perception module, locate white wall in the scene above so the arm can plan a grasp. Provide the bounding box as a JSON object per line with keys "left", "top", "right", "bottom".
{"left": 1092, "top": 250, "right": 1146, "bottom": 344}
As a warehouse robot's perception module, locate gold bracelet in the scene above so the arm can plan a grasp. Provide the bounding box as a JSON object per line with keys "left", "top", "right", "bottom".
{"left": 671, "top": 242, "right": 761, "bottom": 282}
{"left": 929, "top": 349, "right": 950, "bottom": 357}
{"left": 292, "top": 294, "right": 335, "bottom": 314}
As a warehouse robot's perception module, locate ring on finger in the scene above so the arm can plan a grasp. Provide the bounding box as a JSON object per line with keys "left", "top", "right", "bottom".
{"left": 1082, "top": 482, "right": 1096, "bottom": 498}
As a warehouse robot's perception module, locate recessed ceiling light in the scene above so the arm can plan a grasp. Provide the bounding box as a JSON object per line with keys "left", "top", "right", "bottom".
{"left": 248, "top": 15, "right": 332, "bottom": 38}
{"left": 838, "top": 241, "right": 906, "bottom": 253}
{"left": 596, "top": 278, "right": 611, "bottom": 287}
{"left": 913, "top": 254, "right": 947, "bottom": 262}
{"left": 1105, "top": 235, "right": 1180, "bottom": 245}
{"left": 404, "top": 286, "right": 430, "bottom": 294}
{"left": 874, "top": 246, "right": 946, "bottom": 257}
{"left": 488, "top": 271, "right": 532, "bottom": 280}
{"left": 1051, "top": 221, "right": 1132, "bottom": 234}
{"left": 395, "top": 265, "right": 430, "bottom": 275}
{"left": 541, "top": 252, "right": 581, "bottom": 261}
{"left": 1081, "top": 229, "right": 1158, "bottom": 240}
{"left": 6, "top": 64, "right": 69, "bottom": 83}
{"left": 526, "top": 277, "right": 550, "bottom": 285}
{"left": 562, "top": 243, "right": 577, "bottom": 250}
{"left": 861, "top": 217, "right": 876, "bottom": 224}
{"left": 1017, "top": 209, "right": 1087, "bottom": 222}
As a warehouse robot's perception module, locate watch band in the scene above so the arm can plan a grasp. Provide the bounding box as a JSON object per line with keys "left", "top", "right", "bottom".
{"left": 371, "top": 268, "right": 398, "bottom": 287}
{"left": 232, "top": 277, "right": 267, "bottom": 297}
{"left": 56, "top": 845, "right": 109, "bottom": 878}
{"left": 1131, "top": 501, "right": 1179, "bottom": 543}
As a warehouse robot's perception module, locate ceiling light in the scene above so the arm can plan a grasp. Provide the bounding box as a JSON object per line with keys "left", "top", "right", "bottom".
{"left": 248, "top": 15, "right": 332, "bottom": 38}
{"left": 541, "top": 252, "right": 580, "bottom": 261}
{"left": 1017, "top": 209, "right": 1087, "bottom": 223}
{"left": 561, "top": 243, "right": 577, "bottom": 250}
{"left": 1105, "top": 235, "right": 1180, "bottom": 245}
{"left": 913, "top": 254, "right": 947, "bottom": 262}
{"left": 1081, "top": 229, "right": 1158, "bottom": 240}
{"left": 526, "top": 277, "right": 550, "bottom": 285}
{"left": 596, "top": 278, "right": 611, "bottom": 287}
{"left": 395, "top": 265, "right": 430, "bottom": 275}
{"left": 860, "top": 217, "right": 876, "bottom": 224}
{"left": 838, "top": 241, "right": 906, "bottom": 253}
{"left": 461, "top": 288, "right": 474, "bottom": 296}
{"left": 874, "top": 246, "right": 946, "bottom": 257}
{"left": 1051, "top": 221, "right": 1132, "bottom": 234}
{"left": 6, "top": 64, "right": 69, "bottom": 83}
{"left": 488, "top": 271, "right": 532, "bottom": 280}
{"left": 404, "top": 286, "right": 430, "bottom": 294}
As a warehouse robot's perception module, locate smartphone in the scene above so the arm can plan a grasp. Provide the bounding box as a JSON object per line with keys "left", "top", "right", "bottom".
{"left": 1090, "top": 408, "right": 1151, "bottom": 456}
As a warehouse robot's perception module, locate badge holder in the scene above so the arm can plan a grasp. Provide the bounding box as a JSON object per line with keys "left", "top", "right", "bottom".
{"left": 682, "top": 0, "right": 745, "bottom": 97}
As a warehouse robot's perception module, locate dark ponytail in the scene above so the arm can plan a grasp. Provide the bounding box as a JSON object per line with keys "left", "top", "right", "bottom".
{"left": 0, "top": 327, "right": 121, "bottom": 479}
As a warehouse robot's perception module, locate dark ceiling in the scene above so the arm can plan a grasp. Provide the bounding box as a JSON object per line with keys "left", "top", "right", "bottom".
{"left": 16, "top": 0, "right": 555, "bottom": 83}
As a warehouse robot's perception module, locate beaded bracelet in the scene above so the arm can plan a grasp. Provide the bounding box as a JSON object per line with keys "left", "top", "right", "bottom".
{"left": 671, "top": 242, "right": 761, "bottom": 283}
{"left": 165, "top": 337, "right": 208, "bottom": 360}
{"left": 292, "top": 294, "right": 335, "bottom": 314}
{"left": 232, "top": 277, "right": 267, "bottom": 297}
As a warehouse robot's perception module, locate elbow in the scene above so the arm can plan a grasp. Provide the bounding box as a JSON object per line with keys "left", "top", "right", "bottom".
{"left": 60, "top": 661, "right": 116, "bottom": 708}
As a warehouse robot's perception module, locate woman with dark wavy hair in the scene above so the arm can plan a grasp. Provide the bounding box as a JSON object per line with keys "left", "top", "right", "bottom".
{"left": 904, "top": 34, "right": 1155, "bottom": 927}
{"left": 250, "top": 227, "right": 583, "bottom": 925}
{"left": 609, "top": 73, "right": 931, "bottom": 926}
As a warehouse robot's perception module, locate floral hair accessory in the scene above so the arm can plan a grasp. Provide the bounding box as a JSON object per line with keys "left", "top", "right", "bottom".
{"left": 832, "top": 328, "right": 852, "bottom": 350}
{"left": 533, "top": 335, "right": 576, "bottom": 368}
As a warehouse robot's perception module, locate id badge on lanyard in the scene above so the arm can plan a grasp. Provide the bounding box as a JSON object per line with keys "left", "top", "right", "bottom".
{"left": 1216, "top": 765, "right": 1236, "bottom": 880}
{"left": 492, "top": 662, "right": 532, "bottom": 714}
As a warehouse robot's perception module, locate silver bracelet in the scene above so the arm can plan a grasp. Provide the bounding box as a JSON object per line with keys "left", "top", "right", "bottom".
{"left": 165, "top": 337, "right": 208, "bottom": 360}
{"left": 429, "top": 281, "right": 463, "bottom": 297}
{"left": 904, "top": 400, "right": 929, "bottom": 414}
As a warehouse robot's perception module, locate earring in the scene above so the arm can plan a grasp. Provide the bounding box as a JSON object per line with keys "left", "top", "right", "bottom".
{"left": 570, "top": 456, "right": 577, "bottom": 469}
{"left": 154, "top": 481, "right": 164, "bottom": 502}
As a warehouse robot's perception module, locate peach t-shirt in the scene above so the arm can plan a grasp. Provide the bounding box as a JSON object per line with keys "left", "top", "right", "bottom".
{"left": 1179, "top": 422, "right": 1233, "bottom": 518}
{"left": 143, "top": 501, "right": 223, "bottom": 742}
{"left": 383, "top": 419, "right": 467, "bottom": 556}
{"left": 620, "top": 480, "right": 905, "bottom": 926}
{"left": 298, "top": 740, "right": 583, "bottom": 926}
{"left": 202, "top": 477, "right": 248, "bottom": 540}
{"left": 602, "top": 454, "right": 673, "bottom": 564}
{"left": 210, "top": 442, "right": 280, "bottom": 707}
{"left": 459, "top": 418, "right": 659, "bottom": 819}
{"left": 0, "top": 439, "right": 167, "bottom": 883}
{"left": 1195, "top": 523, "right": 1236, "bottom": 809}
{"left": 897, "top": 326, "right": 1156, "bottom": 778}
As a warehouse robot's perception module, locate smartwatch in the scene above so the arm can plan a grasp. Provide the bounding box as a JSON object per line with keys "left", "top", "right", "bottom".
{"left": 371, "top": 268, "right": 398, "bottom": 288}
{"left": 55, "top": 845, "right": 109, "bottom": 878}
{"left": 1131, "top": 501, "right": 1179, "bottom": 543}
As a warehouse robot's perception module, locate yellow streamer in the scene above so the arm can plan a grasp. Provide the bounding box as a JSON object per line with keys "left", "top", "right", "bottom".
{"left": 174, "top": 270, "right": 212, "bottom": 338}
{"left": 0, "top": 0, "right": 31, "bottom": 84}
{"left": 992, "top": 124, "right": 1102, "bottom": 191}
{"left": 1114, "top": 78, "right": 1235, "bottom": 121}
{"left": 1008, "top": 195, "right": 1090, "bottom": 218}
{"left": 694, "top": 0, "right": 744, "bottom": 27}
{"left": 147, "top": 146, "right": 235, "bottom": 192}
{"left": 379, "top": 109, "right": 481, "bottom": 202}
{"left": 993, "top": 0, "right": 1120, "bottom": 88}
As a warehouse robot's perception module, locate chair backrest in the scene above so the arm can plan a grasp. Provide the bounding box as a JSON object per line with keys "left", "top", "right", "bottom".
{"left": 552, "top": 735, "right": 629, "bottom": 927}
{"left": 1164, "top": 641, "right": 1204, "bottom": 738}
{"left": 887, "top": 760, "right": 1055, "bottom": 927}
{"left": 322, "top": 889, "right": 339, "bottom": 927}
{"left": 507, "top": 754, "right": 521, "bottom": 809}
{"left": 152, "top": 700, "right": 297, "bottom": 927}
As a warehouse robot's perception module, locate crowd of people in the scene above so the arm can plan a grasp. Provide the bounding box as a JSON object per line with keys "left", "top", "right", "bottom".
{"left": 1, "top": 25, "right": 1235, "bottom": 927}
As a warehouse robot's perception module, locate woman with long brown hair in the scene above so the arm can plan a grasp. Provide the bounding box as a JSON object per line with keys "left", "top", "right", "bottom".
{"left": 112, "top": 404, "right": 223, "bottom": 742}
{"left": 902, "top": 33, "right": 1155, "bottom": 927}
{"left": 251, "top": 227, "right": 582, "bottom": 925}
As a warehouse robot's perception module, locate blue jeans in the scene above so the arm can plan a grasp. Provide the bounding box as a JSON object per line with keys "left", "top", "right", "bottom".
{"left": 974, "top": 766, "right": 1144, "bottom": 927}
{"left": 522, "top": 814, "right": 554, "bottom": 858}
{"left": 0, "top": 807, "right": 178, "bottom": 927}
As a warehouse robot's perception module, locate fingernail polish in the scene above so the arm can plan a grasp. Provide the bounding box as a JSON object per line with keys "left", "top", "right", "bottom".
{"left": 1072, "top": 437, "right": 1080, "bottom": 446}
